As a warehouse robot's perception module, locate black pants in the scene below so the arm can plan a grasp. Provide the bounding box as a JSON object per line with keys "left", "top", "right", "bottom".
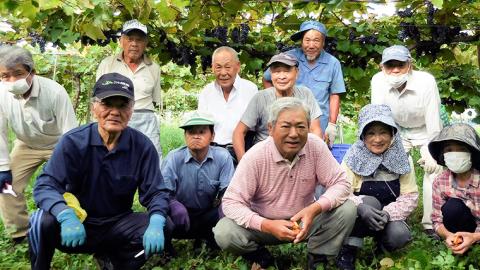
{"left": 29, "top": 211, "right": 156, "bottom": 270}
{"left": 166, "top": 207, "right": 220, "bottom": 247}
{"left": 441, "top": 197, "right": 477, "bottom": 233}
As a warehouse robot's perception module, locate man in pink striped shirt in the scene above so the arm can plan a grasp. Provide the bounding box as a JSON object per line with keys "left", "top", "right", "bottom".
{"left": 213, "top": 97, "right": 356, "bottom": 270}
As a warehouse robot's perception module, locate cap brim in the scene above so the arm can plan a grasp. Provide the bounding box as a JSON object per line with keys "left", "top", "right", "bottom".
{"left": 122, "top": 28, "right": 147, "bottom": 35}
{"left": 95, "top": 90, "right": 133, "bottom": 100}
{"left": 381, "top": 56, "right": 410, "bottom": 65}
{"left": 290, "top": 30, "right": 307, "bottom": 41}
{"left": 267, "top": 60, "right": 297, "bottom": 67}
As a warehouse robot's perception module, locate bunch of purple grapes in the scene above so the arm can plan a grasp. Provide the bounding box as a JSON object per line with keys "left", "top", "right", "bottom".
{"left": 29, "top": 32, "right": 46, "bottom": 52}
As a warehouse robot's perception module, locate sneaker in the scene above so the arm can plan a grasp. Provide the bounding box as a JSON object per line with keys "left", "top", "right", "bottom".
{"left": 242, "top": 246, "right": 275, "bottom": 269}
{"left": 424, "top": 229, "right": 441, "bottom": 241}
{"left": 307, "top": 252, "right": 328, "bottom": 270}
{"left": 335, "top": 245, "right": 357, "bottom": 270}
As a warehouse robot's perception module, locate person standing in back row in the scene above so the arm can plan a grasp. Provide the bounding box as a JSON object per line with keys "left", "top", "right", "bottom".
{"left": 371, "top": 45, "right": 443, "bottom": 239}
{"left": 263, "top": 21, "right": 346, "bottom": 147}
{"left": 97, "top": 19, "right": 163, "bottom": 163}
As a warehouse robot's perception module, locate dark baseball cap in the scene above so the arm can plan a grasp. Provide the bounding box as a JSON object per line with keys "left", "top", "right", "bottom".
{"left": 266, "top": 53, "right": 298, "bottom": 67}
{"left": 93, "top": 73, "right": 134, "bottom": 100}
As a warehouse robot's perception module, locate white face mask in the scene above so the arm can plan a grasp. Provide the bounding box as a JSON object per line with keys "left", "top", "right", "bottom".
{"left": 444, "top": 151, "right": 472, "bottom": 174}
{"left": 0, "top": 73, "right": 32, "bottom": 95}
{"left": 384, "top": 72, "right": 409, "bottom": 89}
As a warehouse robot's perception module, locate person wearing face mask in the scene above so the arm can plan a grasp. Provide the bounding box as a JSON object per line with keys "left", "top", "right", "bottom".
{"left": 371, "top": 45, "right": 443, "bottom": 239}
{"left": 428, "top": 123, "right": 480, "bottom": 255}
{"left": 0, "top": 45, "right": 78, "bottom": 243}
{"left": 335, "top": 104, "right": 418, "bottom": 270}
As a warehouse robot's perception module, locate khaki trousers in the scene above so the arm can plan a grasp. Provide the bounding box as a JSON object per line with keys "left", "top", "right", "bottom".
{"left": 213, "top": 201, "right": 356, "bottom": 256}
{"left": 0, "top": 140, "right": 52, "bottom": 238}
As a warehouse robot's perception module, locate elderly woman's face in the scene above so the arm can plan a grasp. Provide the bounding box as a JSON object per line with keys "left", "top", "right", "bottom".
{"left": 363, "top": 122, "right": 393, "bottom": 155}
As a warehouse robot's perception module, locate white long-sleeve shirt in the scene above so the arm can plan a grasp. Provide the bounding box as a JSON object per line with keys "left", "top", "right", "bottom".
{"left": 371, "top": 70, "right": 442, "bottom": 146}
{"left": 0, "top": 75, "right": 78, "bottom": 171}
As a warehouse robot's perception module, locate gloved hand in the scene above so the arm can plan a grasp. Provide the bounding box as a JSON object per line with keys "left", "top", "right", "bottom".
{"left": 419, "top": 145, "right": 443, "bottom": 174}
{"left": 324, "top": 122, "right": 337, "bottom": 148}
{"left": 143, "top": 214, "right": 166, "bottom": 257}
{"left": 376, "top": 210, "right": 390, "bottom": 230}
{"left": 56, "top": 208, "right": 86, "bottom": 247}
{"left": 357, "top": 203, "right": 386, "bottom": 231}
{"left": 0, "top": 170, "right": 12, "bottom": 189}
{"left": 169, "top": 199, "right": 190, "bottom": 231}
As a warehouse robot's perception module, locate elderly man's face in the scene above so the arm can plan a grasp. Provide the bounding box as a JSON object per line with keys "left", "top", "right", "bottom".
{"left": 270, "top": 64, "right": 297, "bottom": 94}
{"left": 301, "top": 29, "right": 324, "bottom": 61}
{"left": 120, "top": 31, "right": 147, "bottom": 62}
{"left": 269, "top": 108, "right": 309, "bottom": 161}
{"left": 212, "top": 50, "right": 240, "bottom": 91}
{"left": 92, "top": 96, "right": 133, "bottom": 134}
{"left": 382, "top": 60, "right": 410, "bottom": 75}
{"left": 185, "top": 125, "right": 214, "bottom": 152}
{"left": 0, "top": 64, "right": 33, "bottom": 85}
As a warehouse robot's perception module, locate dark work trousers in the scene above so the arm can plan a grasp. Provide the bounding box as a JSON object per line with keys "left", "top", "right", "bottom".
{"left": 29, "top": 211, "right": 162, "bottom": 270}
{"left": 350, "top": 196, "right": 411, "bottom": 251}
{"left": 441, "top": 197, "right": 477, "bottom": 233}
{"left": 166, "top": 207, "right": 220, "bottom": 248}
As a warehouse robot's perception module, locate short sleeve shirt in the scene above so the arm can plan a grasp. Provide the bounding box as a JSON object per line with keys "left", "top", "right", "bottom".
{"left": 264, "top": 48, "right": 346, "bottom": 130}
{"left": 240, "top": 86, "right": 322, "bottom": 143}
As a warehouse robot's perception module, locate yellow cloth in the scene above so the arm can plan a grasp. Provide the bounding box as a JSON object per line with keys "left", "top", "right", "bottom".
{"left": 63, "top": 192, "right": 87, "bottom": 223}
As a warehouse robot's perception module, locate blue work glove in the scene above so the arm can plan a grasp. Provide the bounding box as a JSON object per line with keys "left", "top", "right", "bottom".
{"left": 143, "top": 214, "right": 166, "bottom": 257}
{"left": 56, "top": 208, "right": 86, "bottom": 247}
{"left": 0, "top": 170, "right": 12, "bottom": 188}
{"left": 169, "top": 199, "right": 190, "bottom": 231}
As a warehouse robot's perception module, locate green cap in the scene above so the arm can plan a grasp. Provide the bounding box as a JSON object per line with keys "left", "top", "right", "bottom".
{"left": 179, "top": 111, "right": 215, "bottom": 129}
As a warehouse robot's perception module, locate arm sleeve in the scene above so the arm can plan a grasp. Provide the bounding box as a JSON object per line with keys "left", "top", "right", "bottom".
{"left": 54, "top": 88, "right": 78, "bottom": 133}
{"left": 314, "top": 136, "right": 351, "bottom": 211}
{"left": 431, "top": 173, "right": 446, "bottom": 232}
{"left": 341, "top": 162, "right": 364, "bottom": 206}
{"left": 96, "top": 58, "right": 109, "bottom": 81}
{"left": 160, "top": 151, "right": 178, "bottom": 194}
{"left": 304, "top": 88, "right": 322, "bottom": 118}
{"left": 219, "top": 151, "right": 235, "bottom": 190}
{"left": 152, "top": 65, "right": 162, "bottom": 105}
{"left": 240, "top": 93, "right": 261, "bottom": 129}
{"left": 383, "top": 192, "right": 419, "bottom": 221}
{"left": 0, "top": 109, "right": 9, "bottom": 171}
{"left": 221, "top": 155, "right": 265, "bottom": 231}
{"left": 138, "top": 144, "right": 170, "bottom": 217}
{"left": 329, "top": 59, "right": 346, "bottom": 94}
{"left": 198, "top": 87, "right": 208, "bottom": 111}
{"left": 33, "top": 136, "right": 75, "bottom": 216}
{"left": 424, "top": 76, "right": 442, "bottom": 141}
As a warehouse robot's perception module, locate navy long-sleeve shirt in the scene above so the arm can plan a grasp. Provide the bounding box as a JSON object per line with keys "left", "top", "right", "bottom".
{"left": 34, "top": 123, "right": 169, "bottom": 224}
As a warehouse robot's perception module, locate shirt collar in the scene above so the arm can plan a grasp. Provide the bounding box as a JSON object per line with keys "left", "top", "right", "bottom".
{"left": 116, "top": 52, "right": 152, "bottom": 65}
{"left": 268, "top": 137, "right": 306, "bottom": 164}
{"left": 90, "top": 122, "right": 131, "bottom": 152}
{"left": 183, "top": 146, "right": 214, "bottom": 164}
{"left": 214, "top": 74, "right": 239, "bottom": 94}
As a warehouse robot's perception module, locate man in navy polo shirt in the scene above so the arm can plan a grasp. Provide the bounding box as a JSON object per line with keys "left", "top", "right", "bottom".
{"left": 29, "top": 73, "right": 170, "bottom": 270}
{"left": 263, "top": 21, "right": 346, "bottom": 147}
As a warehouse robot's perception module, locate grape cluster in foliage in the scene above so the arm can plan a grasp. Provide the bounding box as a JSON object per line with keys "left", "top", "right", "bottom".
{"left": 80, "top": 30, "right": 119, "bottom": 46}
{"left": 397, "top": 1, "right": 464, "bottom": 60}
{"left": 29, "top": 32, "right": 46, "bottom": 53}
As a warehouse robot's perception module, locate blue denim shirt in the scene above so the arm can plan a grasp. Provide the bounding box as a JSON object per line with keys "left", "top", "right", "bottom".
{"left": 161, "top": 146, "right": 234, "bottom": 210}
{"left": 264, "top": 48, "right": 346, "bottom": 130}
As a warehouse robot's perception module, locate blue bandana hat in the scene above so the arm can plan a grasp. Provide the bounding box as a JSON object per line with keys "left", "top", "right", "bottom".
{"left": 344, "top": 104, "right": 410, "bottom": 176}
